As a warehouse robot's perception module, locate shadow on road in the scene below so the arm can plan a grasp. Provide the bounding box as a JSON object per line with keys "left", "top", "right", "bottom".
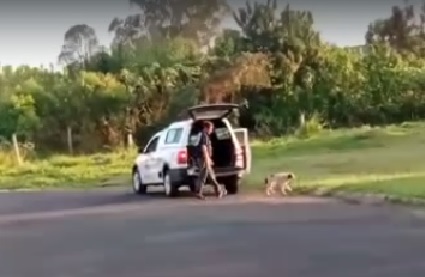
{"left": 0, "top": 188, "right": 214, "bottom": 216}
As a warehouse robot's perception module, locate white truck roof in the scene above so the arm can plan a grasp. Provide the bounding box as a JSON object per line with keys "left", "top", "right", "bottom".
{"left": 168, "top": 120, "right": 192, "bottom": 128}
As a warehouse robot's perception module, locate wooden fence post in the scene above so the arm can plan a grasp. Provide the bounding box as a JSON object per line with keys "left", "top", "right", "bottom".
{"left": 67, "top": 126, "right": 73, "bottom": 154}
{"left": 299, "top": 112, "right": 306, "bottom": 127}
{"left": 11, "top": 133, "right": 22, "bottom": 165}
{"left": 127, "top": 133, "right": 134, "bottom": 148}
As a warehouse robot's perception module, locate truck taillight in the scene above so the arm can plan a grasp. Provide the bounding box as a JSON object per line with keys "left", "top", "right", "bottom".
{"left": 241, "top": 146, "right": 246, "bottom": 156}
{"left": 235, "top": 147, "right": 243, "bottom": 167}
{"left": 177, "top": 150, "right": 187, "bottom": 165}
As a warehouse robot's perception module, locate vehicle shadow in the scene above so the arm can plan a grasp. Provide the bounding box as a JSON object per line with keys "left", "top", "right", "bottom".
{"left": 122, "top": 188, "right": 220, "bottom": 202}
{"left": 0, "top": 188, "right": 218, "bottom": 215}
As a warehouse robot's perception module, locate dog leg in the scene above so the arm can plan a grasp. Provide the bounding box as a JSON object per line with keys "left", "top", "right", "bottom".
{"left": 266, "top": 181, "right": 276, "bottom": 196}
{"left": 280, "top": 187, "right": 288, "bottom": 196}
{"left": 266, "top": 187, "right": 271, "bottom": 196}
{"left": 286, "top": 181, "right": 293, "bottom": 192}
{"left": 280, "top": 181, "right": 290, "bottom": 196}
{"left": 265, "top": 184, "right": 272, "bottom": 196}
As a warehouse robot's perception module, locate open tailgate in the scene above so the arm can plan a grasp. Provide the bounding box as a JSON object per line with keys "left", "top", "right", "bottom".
{"left": 187, "top": 103, "right": 239, "bottom": 120}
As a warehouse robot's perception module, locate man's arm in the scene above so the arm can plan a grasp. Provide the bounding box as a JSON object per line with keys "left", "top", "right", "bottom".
{"left": 200, "top": 134, "right": 212, "bottom": 165}
{"left": 202, "top": 145, "right": 211, "bottom": 165}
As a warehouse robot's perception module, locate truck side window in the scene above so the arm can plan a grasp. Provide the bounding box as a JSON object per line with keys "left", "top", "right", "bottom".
{"left": 189, "top": 133, "right": 201, "bottom": 146}
{"left": 164, "top": 128, "right": 184, "bottom": 145}
{"left": 144, "top": 137, "right": 159, "bottom": 153}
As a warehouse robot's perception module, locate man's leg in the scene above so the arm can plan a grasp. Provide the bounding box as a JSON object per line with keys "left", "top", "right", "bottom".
{"left": 206, "top": 165, "right": 225, "bottom": 197}
{"left": 195, "top": 158, "right": 207, "bottom": 199}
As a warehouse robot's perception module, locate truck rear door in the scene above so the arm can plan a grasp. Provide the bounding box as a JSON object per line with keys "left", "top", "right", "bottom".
{"left": 233, "top": 128, "right": 251, "bottom": 174}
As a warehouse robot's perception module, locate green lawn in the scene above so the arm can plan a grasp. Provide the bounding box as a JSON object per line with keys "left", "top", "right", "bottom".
{"left": 0, "top": 150, "right": 133, "bottom": 190}
{"left": 244, "top": 122, "right": 425, "bottom": 199}
{"left": 1, "top": 122, "right": 425, "bottom": 200}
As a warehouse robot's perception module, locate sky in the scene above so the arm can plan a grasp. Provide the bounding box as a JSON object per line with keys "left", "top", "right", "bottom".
{"left": 0, "top": 0, "right": 422, "bottom": 67}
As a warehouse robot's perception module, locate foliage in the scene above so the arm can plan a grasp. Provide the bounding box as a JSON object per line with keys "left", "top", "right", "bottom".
{"left": 109, "top": 0, "right": 230, "bottom": 47}
{"left": 366, "top": 2, "right": 425, "bottom": 57}
{"left": 58, "top": 24, "right": 100, "bottom": 65}
{"left": 295, "top": 113, "right": 323, "bottom": 139}
{"left": 1, "top": 0, "right": 425, "bottom": 151}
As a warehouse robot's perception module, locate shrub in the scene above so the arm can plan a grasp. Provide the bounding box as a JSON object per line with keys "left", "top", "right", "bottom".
{"left": 296, "top": 113, "right": 324, "bottom": 139}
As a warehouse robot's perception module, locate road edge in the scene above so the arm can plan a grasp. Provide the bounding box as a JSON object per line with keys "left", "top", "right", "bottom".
{"left": 2, "top": 185, "right": 425, "bottom": 209}
{"left": 299, "top": 188, "right": 425, "bottom": 208}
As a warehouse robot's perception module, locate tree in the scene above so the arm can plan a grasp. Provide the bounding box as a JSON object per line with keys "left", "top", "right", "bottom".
{"left": 232, "top": 1, "right": 321, "bottom": 131}
{"left": 233, "top": 0, "right": 280, "bottom": 51}
{"left": 365, "top": 2, "right": 425, "bottom": 57}
{"left": 58, "top": 24, "right": 100, "bottom": 65}
{"left": 214, "top": 29, "right": 242, "bottom": 57}
{"left": 108, "top": 15, "right": 145, "bottom": 47}
{"left": 4, "top": 0, "right": 425, "bottom": 151}
{"left": 109, "top": 0, "right": 230, "bottom": 48}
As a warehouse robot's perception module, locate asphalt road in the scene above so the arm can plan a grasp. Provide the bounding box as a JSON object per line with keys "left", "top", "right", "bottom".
{"left": 1, "top": 189, "right": 425, "bottom": 277}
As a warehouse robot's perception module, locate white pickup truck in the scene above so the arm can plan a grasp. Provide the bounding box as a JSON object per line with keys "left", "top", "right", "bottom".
{"left": 131, "top": 103, "right": 251, "bottom": 197}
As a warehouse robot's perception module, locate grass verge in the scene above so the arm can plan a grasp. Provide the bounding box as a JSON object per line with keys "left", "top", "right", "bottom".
{"left": 1, "top": 122, "right": 425, "bottom": 202}
{"left": 244, "top": 122, "right": 425, "bottom": 200}
{"left": 0, "top": 150, "right": 132, "bottom": 190}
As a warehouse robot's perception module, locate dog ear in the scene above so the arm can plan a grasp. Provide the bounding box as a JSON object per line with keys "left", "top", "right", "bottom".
{"left": 287, "top": 174, "right": 294, "bottom": 179}
{"left": 264, "top": 177, "right": 268, "bottom": 184}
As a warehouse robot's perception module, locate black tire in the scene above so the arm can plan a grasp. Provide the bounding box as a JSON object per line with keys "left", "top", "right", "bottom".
{"left": 223, "top": 175, "right": 240, "bottom": 195}
{"left": 163, "top": 171, "right": 179, "bottom": 197}
{"left": 132, "top": 167, "right": 147, "bottom": 195}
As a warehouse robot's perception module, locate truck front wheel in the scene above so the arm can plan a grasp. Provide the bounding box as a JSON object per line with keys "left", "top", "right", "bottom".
{"left": 132, "top": 167, "right": 147, "bottom": 195}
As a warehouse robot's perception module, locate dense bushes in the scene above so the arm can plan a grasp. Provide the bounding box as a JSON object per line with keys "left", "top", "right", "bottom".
{"left": 1, "top": 0, "right": 425, "bottom": 151}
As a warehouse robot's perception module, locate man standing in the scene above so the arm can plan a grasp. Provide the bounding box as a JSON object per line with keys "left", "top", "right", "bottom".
{"left": 194, "top": 121, "right": 225, "bottom": 200}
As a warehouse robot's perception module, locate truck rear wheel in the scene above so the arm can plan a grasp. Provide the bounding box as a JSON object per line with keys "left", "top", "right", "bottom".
{"left": 163, "top": 171, "right": 179, "bottom": 197}
{"left": 223, "top": 175, "right": 240, "bottom": 195}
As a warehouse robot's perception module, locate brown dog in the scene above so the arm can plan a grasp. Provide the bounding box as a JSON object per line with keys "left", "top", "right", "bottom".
{"left": 265, "top": 172, "right": 295, "bottom": 196}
